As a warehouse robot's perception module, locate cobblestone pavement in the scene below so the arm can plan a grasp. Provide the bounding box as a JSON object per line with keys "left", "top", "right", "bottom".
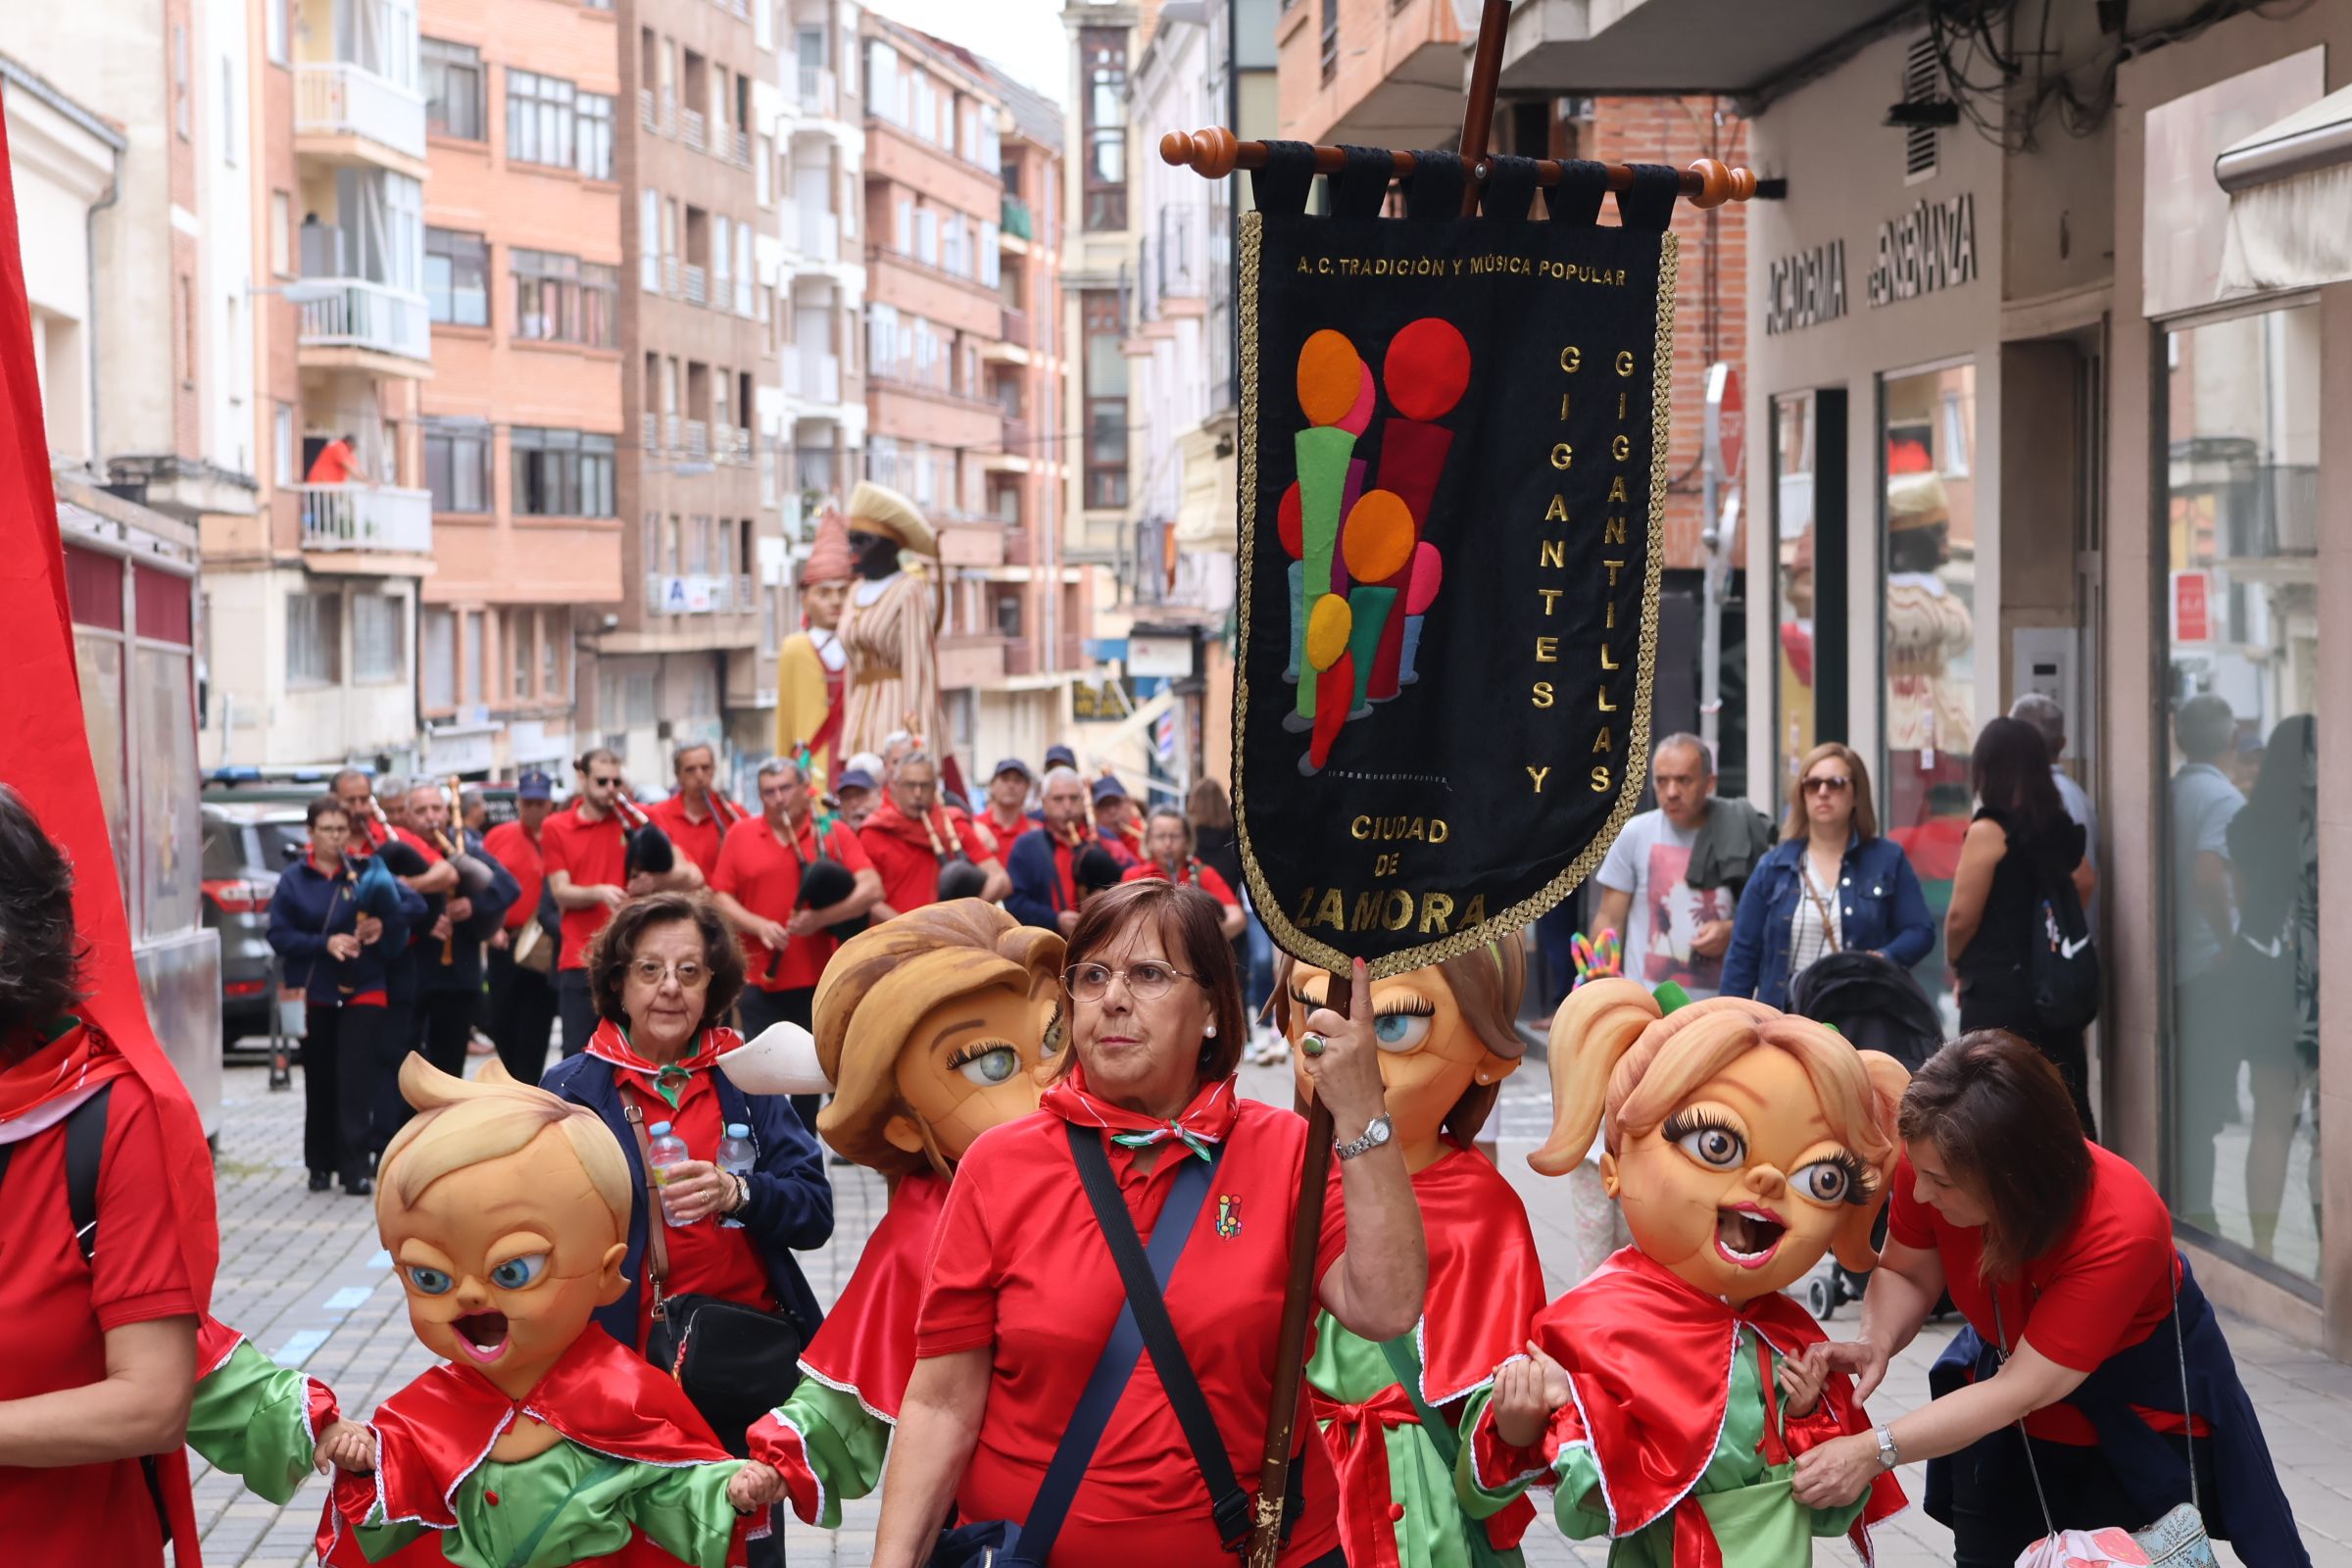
{"left": 197, "top": 1050, "right": 2352, "bottom": 1566}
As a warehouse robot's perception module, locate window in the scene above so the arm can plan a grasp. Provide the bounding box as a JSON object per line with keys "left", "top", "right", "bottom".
{"left": 756, "top": 134, "right": 772, "bottom": 207}
{"left": 286, "top": 590, "right": 341, "bottom": 685}
{"left": 864, "top": 41, "right": 902, "bottom": 126}
{"left": 640, "top": 188, "right": 661, "bottom": 292}
{"left": 463, "top": 612, "right": 483, "bottom": 706}
{"left": 266, "top": 0, "right": 285, "bottom": 65}
{"left": 425, "top": 228, "right": 489, "bottom": 326}
{"left": 915, "top": 208, "right": 938, "bottom": 267}
{"left": 1319, "top": 0, "right": 1339, "bottom": 84}
{"left": 220, "top": 57, "right": 237, "bottom": 166}
{"left": 896, "top": 197, "right": 913, "bottom": 251}
{"left": 351, "top": 593, "right": 405, "bottom": 683}
{"left": 421, "top": 608, "right": 455, "bottom": 710}
{"left": 512, "top": 427, "right": 616, "bottom": 516}
{"left": 714, "top": 216, "right": 732, "bottom": 309}
{"left": 942, "top": 216, "right": 966, "bottom": 277}
{"left": 507, "top": 71, "right": 576, "bottom": 170}
{"left": 423, "top": 39, "right": 485, "bottom": 141}
{"left": 424, "top": 418, "right": 492, "bottom": 514}
{"left": 513, "top": 250, "right": 618, "bottom": 346}
{"left": 2162, "top": 303, "right": 2322, "bottom": 1281}
{"left": 980, "top": 221, "right": 1000, "bottom": 288}
{"left": 1081, "top": 27, "right": 1126, "bottom": 231}
{"left": 509, "top": 609, "right": 533, "bottom": 700}
{"left": 273, "top": 403, "right": 294, "bottom": 487}
{"left": 1083, "top": 289, "right": 1127, "bottom": 508}
{"left": 867, "top": 302, "right": 899, "bottom": 379}
{"left": 270, "top": 191, "right": 291, "bottom": 275}
{"left": 543, "top": 623, "right": 562, "bottom": 699}
{"left": 576, "top": 92, "right": 614, "bottom": 180}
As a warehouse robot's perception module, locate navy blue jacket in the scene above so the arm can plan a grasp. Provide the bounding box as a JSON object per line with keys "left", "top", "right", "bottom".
{"left": 416, "top": 830, "right": 521, "bottom": 994}
{"left": 1718, "top": 834, "right": 1934, "bottom": 1008}
{"left": 539, "top": 1049, "right": 832, "bottom": 1347}
{"left": 1004, "top": 827, "right": 1070, "bottom": 930}
{"left": 268, "top": 857, "right": 424, "bottom": 1000}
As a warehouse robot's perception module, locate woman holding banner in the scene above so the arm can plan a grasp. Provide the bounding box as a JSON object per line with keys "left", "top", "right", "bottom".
{"left": 871, "top": 879, "right": 1424, "bottom": 1566}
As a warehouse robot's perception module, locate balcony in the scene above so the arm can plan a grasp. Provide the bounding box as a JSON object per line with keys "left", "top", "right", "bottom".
{"left": 295, "top": 62, "right": 426, "bottom": 168}
{"left": 639, "top": 87, "right": 657, "bottom": 130}
{"left": 683, "top": 264, "right": 707, "bottom": 306}
{"left": 287, "top": 277, "right": 431, "bottom": 368}
{"left": 795, "top": 205, "right": 841, "bottom": 263}
{"left": 680, "top": 107, "right": 707, "bottom": 152}
{"left": 794, "top": 63, "right": 839, "bottom": 119}
{"left": 294, "top": 484, "right": 433, "bottom": 556}
{"left": 781, "top": 344, "right": 842, "bottom": 405}
{"left": 1000, "top": 307, "right": 1031, "bottom": 348}
{"left": 1001, "top": 413, "right": 1031, "bottom": 454}
{"left": 1496, "top": 0, "right": 1918, "bottom": 97}
{"left": 662, "top": 255, "right": 681, "bottom": 294}
{"left": 1002, "top": 195, "right": 1034, "bottom": 241}
{"left": 663, "top": 413, "right": 681, "bottom": 451}
{"left": 683, "top": 419, "right": 709, "bottom": 460}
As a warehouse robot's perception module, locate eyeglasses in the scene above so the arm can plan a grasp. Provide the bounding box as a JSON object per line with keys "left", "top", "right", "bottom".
{"left": 628, "top": 958, "right": 711, "bottom": 990}
{"left": 589, "top": 775, "right": 621, "bottom": 789}
{"left": 1064, "top": 961, "right": 1199, "bottom": 1003}
{"left": 1802, "top": 775, "right": 1853, "bottom": 795}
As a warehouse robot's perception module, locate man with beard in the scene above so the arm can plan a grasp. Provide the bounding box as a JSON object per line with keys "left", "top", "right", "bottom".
{"left": 856, "top": 751, "right": 1006, "bottom": 919}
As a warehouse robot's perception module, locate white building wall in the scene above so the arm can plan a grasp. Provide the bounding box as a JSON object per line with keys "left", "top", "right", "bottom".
{"left": 201, "top": 0, "right": 258, "bottom": 478}
{"left": 3, "top": 74, "right": 119, "bottom": 465}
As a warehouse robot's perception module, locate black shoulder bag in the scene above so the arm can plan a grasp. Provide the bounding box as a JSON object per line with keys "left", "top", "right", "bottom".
{"left": 936, "top": 1125, "right": 1251, "bottom": 1567}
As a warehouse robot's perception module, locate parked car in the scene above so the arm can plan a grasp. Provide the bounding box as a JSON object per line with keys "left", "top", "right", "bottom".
{"left": 201, "top": 802, "right": 309, "bottom": 1050}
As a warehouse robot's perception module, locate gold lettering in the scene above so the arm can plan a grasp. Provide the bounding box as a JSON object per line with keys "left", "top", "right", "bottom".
{"left": 1600, "top": 645, "right": 1619, "bottom": 670}
{"left": 1535, "top": 636, "right": 1559, "bottom": 663}
{"left": 1608, "top": 475, "right": 1629, "bottom": 503}
{"left": 1539, "top": 589, "right": 1563, "bottom": 616}
{"left": 1461, "top": 894, "right": 1488, "bottom": 927}
{"left": 1348, "top": 815, "right": 1370, "bottom": 841}
{"left": 1611, "top": 433, "right": 1632, "bottom": 462}
{"left": 1592, "top": 726, "right": 1612, "bottom": 752}
{"left": 1606, "top": 600, "right": 1617, "bottom": 629}
{"left": 1559, "top": 346, "right": 1583, "bottom": 373}
{"left": 1428, "top": 819, "right": 1448, "bottom": 845}
{"left": 1532, "top": 680, "right": 1554, "bottom": 709}
{"left": 1418, "top": 893, "right": 1455, "bottom": 934}
{"left": 1618, "top": 391, "right": 1629, "bottom": 418}
{"left": 1295, "top": 886, "right": 1318, "bottom": 922}
{"left": 1383, "top": 891, "right": 1414, "bottom": 932}
{"left": 1526, "top": 765, "right": 1551, "bottom": 793}
{"left": 1313, "top": 887, "right": 1347, "bottom": 931}
{"left": 1550, "top": 442, "right": 1574, "bottom": 470}
{"left": 1558, "top": 392, "right": 1572, "bottom": 419}
{"left": 1544, "top": 494, "right": 1568, "bottom": 522}
{"left": 1603, "top": 559, "right": 1626, "bottom": 588}
{"left": 1616, "top": 350, "right": 1636, "bottom": 376}
{"left": 1540, "top": 540, "right": 1565, "bottom": 568}
{"left": 1591, "top": 765, "right": 1613, "bottom": 792}
{"left": 1598, "top": 687, "right": 1619, "bottom": 713}
{"left": 1352, "top": 893, "right": 1382, "bottom": 932}
{"left": 1603, "top": 516, "right": 1628, "bottom": 545}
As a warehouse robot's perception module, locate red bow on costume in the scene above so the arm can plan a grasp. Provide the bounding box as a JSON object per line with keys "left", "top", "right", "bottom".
{"left": 1040, "top": 1061, "right": 1240, "bottom": 1161}
{"left": 1312, "top": 1384, "right": 1421, "bottom": 1568}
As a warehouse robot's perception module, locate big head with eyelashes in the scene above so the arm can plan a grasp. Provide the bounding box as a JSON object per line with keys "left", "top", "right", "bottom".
{"left": 812, "top": 901, "right": 1067, "bottom": 1180}
{"left": 1273, "top": 944, "right": 1528, "bottom": 1172}
{"left": 1531, "top": 981, "right": 1909, "bottom": 1305}
{"left": 375, "top": 1056, "right": 634, "bottom": 1400}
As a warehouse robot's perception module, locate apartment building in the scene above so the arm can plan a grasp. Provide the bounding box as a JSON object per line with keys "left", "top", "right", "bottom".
{"left": 859, "top": 15, "right": 1069, "bottom": 768}
{"left": 606, "top": 0, "right": 780, "bottom": 775}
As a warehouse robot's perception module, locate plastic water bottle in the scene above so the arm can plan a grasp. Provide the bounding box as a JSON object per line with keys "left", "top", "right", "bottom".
{"left": 647, "top": 1120, "right": 691, "bottom": 1228}
{"left": 715, "top": 1123, "right": 755, "bottom": 1230}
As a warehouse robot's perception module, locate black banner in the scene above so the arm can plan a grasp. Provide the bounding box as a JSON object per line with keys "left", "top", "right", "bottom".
{"left": 1235, "top": 148, "right": 1681, "bottom": 975}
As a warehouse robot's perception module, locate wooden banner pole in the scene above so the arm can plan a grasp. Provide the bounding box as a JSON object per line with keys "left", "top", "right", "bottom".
{"left": 1157, "top": 132, "right": 1760, "bottom": 209}
{"left": 1456, "top": 0, "right": 1513, "bottom": 216}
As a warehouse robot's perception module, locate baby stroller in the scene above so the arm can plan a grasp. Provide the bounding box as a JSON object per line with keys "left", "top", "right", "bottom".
{"left": 1788, "top": 952, "right": 1943, "bottom": 1320}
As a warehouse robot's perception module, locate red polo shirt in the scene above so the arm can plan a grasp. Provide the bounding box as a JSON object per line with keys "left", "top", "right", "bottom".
{"left": 1888, "top": 1142, "right": 2198, "bottom": 1444}
{"left": 917, "top": 1101, "right": 1347, "bottom": 1565}
{"left": 616, "top": 1072, "right": 773, "bottom": 1331}
{"left": 710, "top": 812, "right": 872, "bottom": 992}
{"left": 1121, "top": 858, "right": 1240, "bottom": 907}
{"left": 858, "top": 801, "right": 994, "bottom": 915}
{"left": 0, "top": 1072, "right": 200, "bottom": 1561}
{"left": 538, "top": 805, "right": 628, "bottom": 970}
{"left": 646, "top": 794, "right": 725, "bottom": 877}
{"left": 481, "top": 820, "right": 544, "bottom": 931}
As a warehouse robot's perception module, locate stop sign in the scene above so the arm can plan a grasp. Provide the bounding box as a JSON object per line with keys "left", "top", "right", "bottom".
{"left": 1705, "top": 362, "right": 1743, "bottom": 481}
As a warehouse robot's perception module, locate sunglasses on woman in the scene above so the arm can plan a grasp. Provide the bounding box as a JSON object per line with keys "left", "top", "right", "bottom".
{"left": 1802, "top": 775, "right": 1852, "bottom": 795}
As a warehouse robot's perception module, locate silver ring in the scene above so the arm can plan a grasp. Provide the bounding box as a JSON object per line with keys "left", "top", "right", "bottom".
{"left": 1302, "top": 1033, "right": 1326, "bottom": 1056}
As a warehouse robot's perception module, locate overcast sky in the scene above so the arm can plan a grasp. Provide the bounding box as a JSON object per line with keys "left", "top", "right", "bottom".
{"left": 865, "top": 0, "right": 1068, "bottom": 104}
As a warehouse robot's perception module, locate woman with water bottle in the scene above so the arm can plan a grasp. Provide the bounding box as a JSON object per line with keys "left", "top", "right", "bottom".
{"left": 541, "top": 891, "right": 832, "bottom": 1553}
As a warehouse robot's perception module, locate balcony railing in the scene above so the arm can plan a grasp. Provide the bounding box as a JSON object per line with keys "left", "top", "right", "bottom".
{"left": 287, "top": 278, "right": 431, "bottom": 363}
{"left": 797, "top": 207, "right": 840, "bottom": 263}
{"left": 294, "top": 484, "right": 433, "bottom": 554}
{"left": 680, "top": 107, "right": 707, "bottom": 151}
{"left": 639, "top": 87, "right": 657, "bottom": 130}
{"left": 663, "top": 413, "right": 681, "bottom": 451}
{"left": 683, "top": 419, "right": 709, "bottom": 459}
{"left": 682, "top": 264, "right": 707, "bottom": 306}
{"left": 795, "top": 64, "right": 838, "bottom": 118}
{"left": 731, "top": 127, "right": 751, "bottom": 165}
{"left": 1000, "top": 307, "right": 1030, "bottom": 348}
{"left": 295, "top": 62, "right": 426, "bottom": 161}
{"left": 1002, "top": 195, "right": 1033, "bottom": 240}
{"left": 782, "top": 345, "right": 842, "bottom": 404}
{"left": 662, "top": 255, "right": 681, "bottom": 294}
{"left": 1003, "top": 414, "right": 1031, "bottom": 453}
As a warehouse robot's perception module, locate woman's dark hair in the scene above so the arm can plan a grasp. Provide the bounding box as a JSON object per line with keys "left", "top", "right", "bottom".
{"left": 1059, "top": 878, "right": 1246, "bottom": 1082}
{"left": 583, "top": 891, "right": 745, "bottom": 1033}
{"left": 307, "top": 794, "right": 350, "bottom": 829}
{"left": 1898, "top": 1030, "right": 2091, "bottom": 1278}
{"left": 1969, "top": 715, "right": 2065, "bottom": 837}
{"left": 1186, "top": 778, "right": 1234, "bottom": 831}
{"left": 0, "top": 784, "right": 89, "bottom": 1049}
{"left": 2228, "top": 714, "right": 2317, "bottom": 937}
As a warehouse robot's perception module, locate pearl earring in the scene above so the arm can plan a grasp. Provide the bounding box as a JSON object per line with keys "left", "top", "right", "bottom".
{"left": 1203, "top": 1024, "right": 1217, "bottom": 1039}
{"left": 1476, "top": 1071, "right": 1493, "bottom": 1084}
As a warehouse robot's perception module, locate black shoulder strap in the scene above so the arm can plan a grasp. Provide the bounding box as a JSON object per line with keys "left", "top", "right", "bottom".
{"left": 1066, "top": 1125, "right": 1254, "bottom": 1553}
{"left": 66, "top": 1081, "right": 115, "bottom": 1264}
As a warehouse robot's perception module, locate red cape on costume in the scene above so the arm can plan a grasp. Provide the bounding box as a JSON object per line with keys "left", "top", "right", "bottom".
{"left": 1314, "top": 1144, "right": 1546, "bottom": 1568}
{"left": 1530, "top": 1248, "right": 1903, "bottom": 1561}
{"left": 322, "top": 1330, "right": 744, "bottom": 1568}
{"left": 0, "top": 103, "right": 220, "bottom": 1568}
{"left": 746, "top": 1170, "right": 947, "bottom": 1522}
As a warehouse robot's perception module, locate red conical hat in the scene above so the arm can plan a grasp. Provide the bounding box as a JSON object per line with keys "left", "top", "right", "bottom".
{"left": 804, "top": 508, "right": 854, "bottom": 583}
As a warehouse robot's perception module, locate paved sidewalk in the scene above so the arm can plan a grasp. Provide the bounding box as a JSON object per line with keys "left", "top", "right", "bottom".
{"left": 197, "top": 1054, "right": 2352, "bottom": 1566}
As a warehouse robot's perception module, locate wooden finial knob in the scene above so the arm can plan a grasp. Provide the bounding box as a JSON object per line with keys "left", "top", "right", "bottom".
{"left": 1194, "top": 126, "right": 1240, "bottom": 180}
{"left": 1729, "top": 167, "right": 1758, "bottom": 202}
{"left": 1687, "top": 158, "right": 1733, "bottom": 210}
{"left": 1159, "top": 130, "right": 1194, "bottom": 168}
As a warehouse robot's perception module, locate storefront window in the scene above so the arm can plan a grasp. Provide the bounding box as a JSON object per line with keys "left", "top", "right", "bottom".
{"left": 2162, "top": 304, "right": 2321, "bottom": 1282}
{"left": 136, "top": 648, "right": 201, "bottom": 942}
{"left": 74, "top": 631, "right": 129, "bottom": 913}
{"left": 1773, "top": 393, "right": 1819, "bottom": 799}
{"left": 1881, "top": 364, "right": 1978, "bottom": 1026}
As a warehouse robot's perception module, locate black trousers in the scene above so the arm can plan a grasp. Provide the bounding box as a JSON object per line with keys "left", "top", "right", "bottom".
{"left": 487, "top": 946, "right": 558, "bottom": 1087}
{"left": 558, "top": 969, "right": 599, "bottom": 1058}
{"left": 372, "top": 995, "right": 416, "bottom": 1156}
{"left": 1949, "top": 1429, "right": 2211, "bottom": 1567}
{"left": 413, "top": 986, "right": 476, "bottom": 1079}
{"left": 738, "top": 985, "right": 818, "bottom": 1133}
{"left": 302, "top": 1003, "right": 381, "bottom": 1186}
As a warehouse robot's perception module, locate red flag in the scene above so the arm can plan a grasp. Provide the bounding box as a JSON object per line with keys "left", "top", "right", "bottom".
{"left": 0, "top": 93, "right": 220, "bottom": 1312}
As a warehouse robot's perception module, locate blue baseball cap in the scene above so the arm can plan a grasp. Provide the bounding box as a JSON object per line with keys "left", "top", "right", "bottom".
{"left": 1091, "top": 776, "right": 1128, "bottom": 806}
{"left": 835, "top": 767, "right": 877, "bottom": 793}
{"left": 1044, "top": 744, "right": 1078, "bottom": 769}
{"left": 517, "top": 769, "right": 554, "bottom": 801}
{"left": 991, "top": 757, "right": 1033, "bottom": 783}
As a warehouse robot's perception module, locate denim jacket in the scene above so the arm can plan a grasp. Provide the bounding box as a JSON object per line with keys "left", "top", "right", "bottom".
{"left": 1718, "top": 834, "right": 1934, "bottom": 1008}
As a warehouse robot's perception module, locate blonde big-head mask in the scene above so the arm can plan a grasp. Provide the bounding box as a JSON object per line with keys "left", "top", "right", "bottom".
{"left": 1531, "top": 979, "right": 1908, "bottom": 1302}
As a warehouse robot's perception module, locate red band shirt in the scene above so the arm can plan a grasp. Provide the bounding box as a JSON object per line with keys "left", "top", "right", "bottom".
{"left": 710, "top": 814, "right": 873, "bottom": 992}
{"left": 1887, "top": 1141, "right": 2195, "bottom": 1444}
{"left": 481, "top": 820, "right": 544, "bottom": 932}
{"left": 537, "top": 806, "right": 629, "bottom": 970}
{"left": 646, "top": 795, "right": 725, "bottom": 878}
{"left": 1120, "top": 858, "right": 1240, "bottom": 907}
{"left": 916, "top": 1099, "right": 1348, "bottom": 1566}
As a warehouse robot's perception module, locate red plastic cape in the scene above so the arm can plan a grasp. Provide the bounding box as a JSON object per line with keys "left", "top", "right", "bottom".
{"left": 1528, "top": 1248, "right": 1902, "bottom": 1562}
{"left": 1313, "top": 1144, "right": 1546, "bottom": 1568}
{"left": 0, "top": 98, "right": 220, "bottom": 1568}
{"left": 0, "top": 1021, "right": 135, "bottom": 1134}
{"left": 321, "top": 1329, "right": 745, "bottom": 1567}
{"left": 746, "top": 1170, "right": 948, "bottom": 1521}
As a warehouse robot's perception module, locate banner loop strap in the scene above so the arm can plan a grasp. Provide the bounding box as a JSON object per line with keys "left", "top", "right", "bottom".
{"left": 1543, "top": 160, "right": 1610, "bottom": 227}
{"left": 1479, "top": 155, "right": 1541, "bottom": 220}
{"left": 1251, "top": 140, "right": 1319, "bottom": 217}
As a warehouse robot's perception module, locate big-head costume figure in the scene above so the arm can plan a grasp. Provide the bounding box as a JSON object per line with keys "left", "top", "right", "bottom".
{"left": 1457, "top": 981, "right": 1908, "bottom": 1565}
{"left": 316, "top": 1055, "right": 770, "bottom": 1568}
{"left": 775, "top": 510, "right": 854, "bottom": 791}
{"left": 734, "top": 902, "right": 1066, "bottom": 1527}
{"left": 1275, "top": 945, "right": 1548, "bottom": 1568}
{"left": 835, "top": 482, "right": 945, "bottom": 772}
